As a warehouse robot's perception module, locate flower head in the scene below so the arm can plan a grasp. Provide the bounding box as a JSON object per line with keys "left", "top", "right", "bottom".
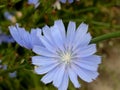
{"left": 9, "top": 24, "right": 43, "bottom": 49}
{"left": 28, "top": 0, "right": 40, "bottom": 8}
{"left": 4, "top": 11, "right": 16, "bottom": 23}
{"left": 9, "top": 71, "right": 17, "bottom": 78}
{"left": 32, "top": 20, "right": 101, "bottom": 90}
{"left": 0, "top": 31, "right": 15, "bottom": 44}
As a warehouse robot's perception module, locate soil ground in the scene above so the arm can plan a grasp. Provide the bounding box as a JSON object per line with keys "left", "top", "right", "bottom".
{"left": 88, "top": 39, "right": 120, "bottom": 90}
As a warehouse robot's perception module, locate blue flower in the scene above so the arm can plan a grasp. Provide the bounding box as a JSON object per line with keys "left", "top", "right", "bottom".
{"left": 28, "top": 0, "right": 40, "bottom": 8}
{"left": 0, "top": 33, "right": 15, "bottom": 44}
{"left": 32, "top": 20, "right": 101, "bottom": 90}
{"left": 4, "top": 11, "right": 16, "bottom": 23}
{"left": 4, "top": 11, "right": 13, "bottom": 21}
{"left": 9, "top": 24, "right": 43, "bottom": 49}
{"left": 60, "top": 0, "right": 74, "bottom": 3}
{"left": 9, "top": 71, "right": 17, "bottom": 78}
{"left": 0, "top": 60, "right": 17, "bottom": 78}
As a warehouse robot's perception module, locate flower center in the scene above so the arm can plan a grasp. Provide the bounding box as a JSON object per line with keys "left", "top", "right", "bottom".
{"left": 61, "top": 52, "right": 71, "bottom": 63}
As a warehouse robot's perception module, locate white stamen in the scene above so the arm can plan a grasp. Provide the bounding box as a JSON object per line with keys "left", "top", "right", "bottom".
{"left": 61, "top": 52, "right": 71, "bottom": 63}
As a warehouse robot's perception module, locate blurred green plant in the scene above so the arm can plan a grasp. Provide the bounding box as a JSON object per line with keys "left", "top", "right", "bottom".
{"left": 0, "top": 0, "right": 120, "bottom": 90}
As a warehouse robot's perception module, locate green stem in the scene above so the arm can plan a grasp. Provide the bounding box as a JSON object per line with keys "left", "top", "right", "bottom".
{"left": 63, "top": 7, "right": 97, "bottom": 14}
{"left": 91, "top": 31, "right": 120, "bottom": 43}
{"left": 91, "top": 21, "right": 120, "bottom": 29}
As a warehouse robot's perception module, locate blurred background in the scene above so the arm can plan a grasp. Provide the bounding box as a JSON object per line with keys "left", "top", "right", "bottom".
{"left": 0, "top": 0, "right": 120, "bottom": 90}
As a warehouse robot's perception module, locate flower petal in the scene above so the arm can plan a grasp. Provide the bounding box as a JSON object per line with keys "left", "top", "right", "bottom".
{"left": 50, "top": 25, "right": 64, "bottom": 50}
{"left": 80, "top": 68, "right": 99, "bottom": 80}
{"left": 42, "top": 25, "right": 55, "bottom": 46}
{"left": 39, "top": 35, "right": 57, "bottom": 53}
{"left": 58, "top": 71, "right": 69, "bottom": 90}
{"left": 73, "top": 23, "right": 88, "bottom": 48}
{"left": 53, "top": 64, "right": 66, "bottom": 87}
{"left": 74, "top": 44, "right": 96, "bottom": 57}
{"left": 73, "top": 33, "right": 92, "bottom": 50}
{"left": 32, "top": 56, "right": 58, "bottom": 66}
{"left": 79, "top": 55, "right": 101, "bottom": 65}
{"left": 60, "top": 0, "right": 67, "bottom": 3}
{"left": 9, "top": 25, "right": 25, "bottom": 47}
{"left": 31, "top": 28, "right": 43, "bottom": 47}
{"left": 9, "top": 24, "right": 32, "bottom": 49}
{"left": 73, "top": 60, "right": 98, "bottom": 71}
{"left": 35, "top": 62, "right": 59, "bottom": 74}
{"left": 41, "top": 65, "right": 60, "bottom": 84}
{"left": 0, "top": 34, "right": 14, "bottom": 43}
{"left": 76, "top": 22, "right": 88, "bottom": 35}
{"left": 33, "top": 46, "right": 57, "bottom": 57}
{"left": 66, "top": 21, "right": 76, "bottom": 47}
{"left": 71, "top": 63, "right": 93, "bottom": 82}
{"left": 68, "top": 66, "right": 80, "bottom": 88}
{"left": 28, "top": 0, "right": 40, "bottom": 8}
{"left": 17, "top": 25, "right": 32, "bottom": 49}
{"left": 54, "top": 20, "right": 66, "bottom": 41}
